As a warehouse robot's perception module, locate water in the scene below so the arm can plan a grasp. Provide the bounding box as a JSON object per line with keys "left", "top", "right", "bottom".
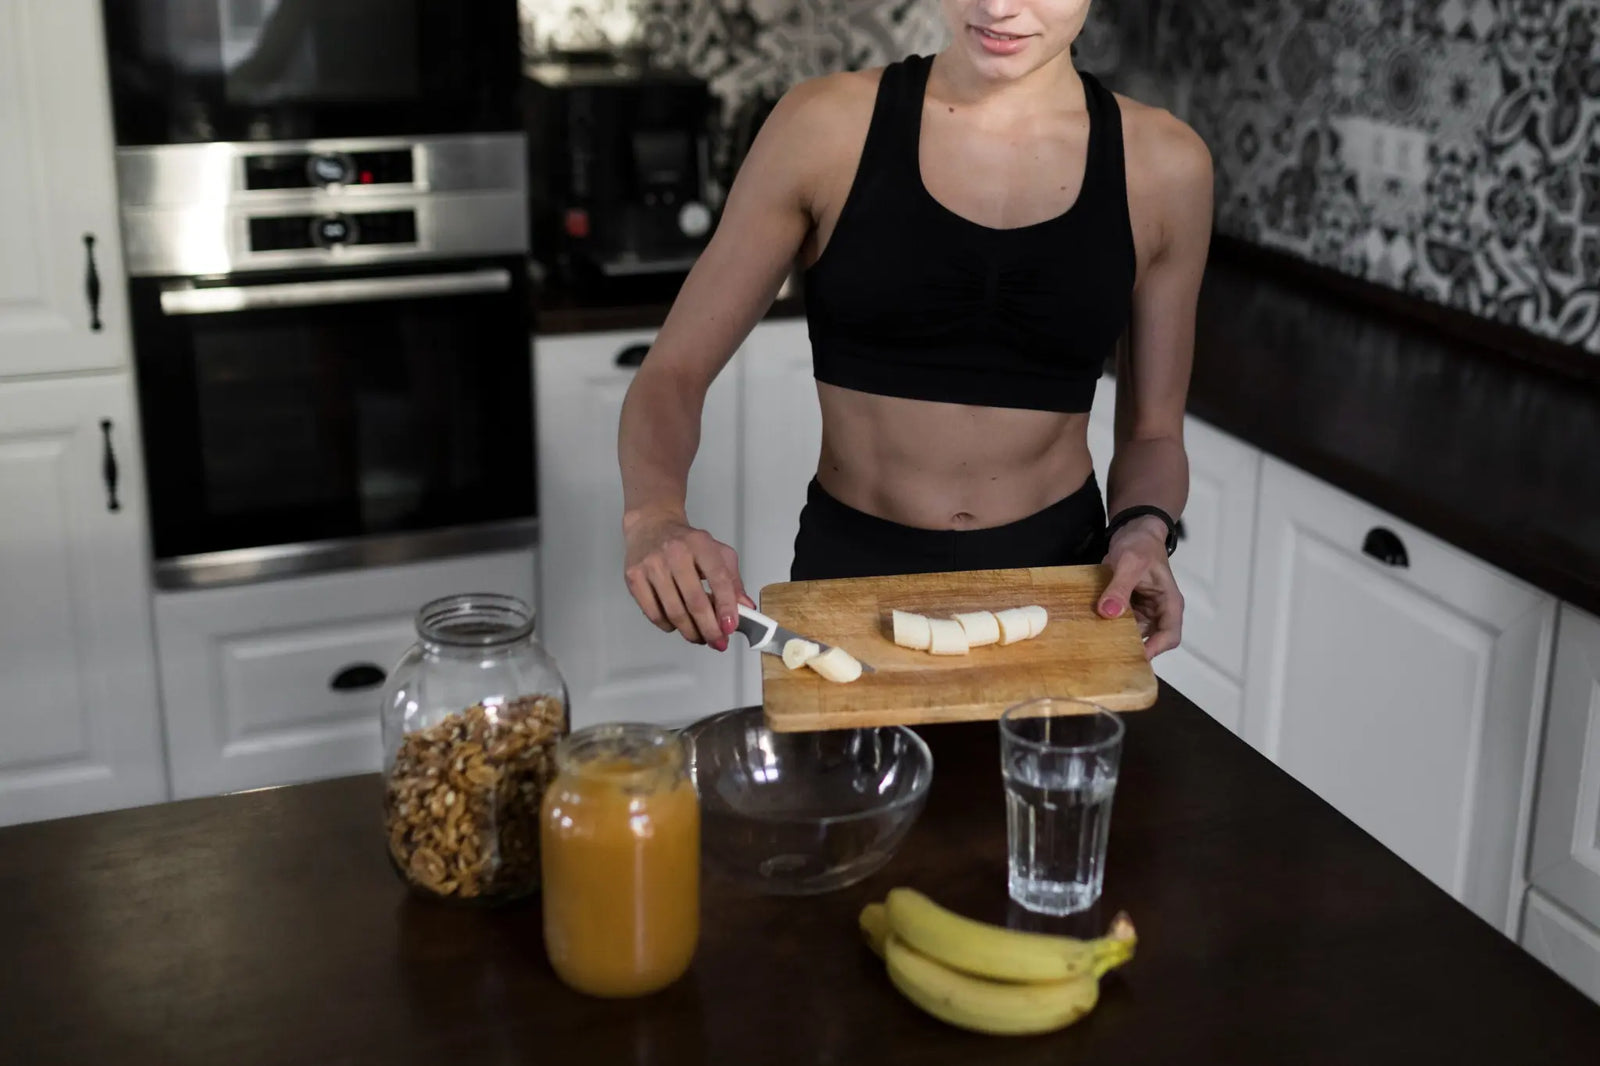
{"left": 1004, "top": 759, "right": 1118, "bottom": 916}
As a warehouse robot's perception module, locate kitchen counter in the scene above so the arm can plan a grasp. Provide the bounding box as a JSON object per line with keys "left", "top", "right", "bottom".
{"left": 3, "top": 689, "right": 1595, "bottom": 1065}
{"left": 1189, "top": 241, "right": 1600, "bottom": 618}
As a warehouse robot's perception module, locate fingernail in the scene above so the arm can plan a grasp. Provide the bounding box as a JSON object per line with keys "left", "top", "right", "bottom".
{"left": 1101, "top": 599, "right": 1124, "bottom": 618}
{"left": 721, "top": 615, "right": 737, "bottom": 635}
{"left": 713, "top": 638, "right": 728, "bottom": 652}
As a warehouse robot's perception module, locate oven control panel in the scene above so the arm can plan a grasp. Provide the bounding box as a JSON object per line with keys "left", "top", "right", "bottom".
{"left": 244, "top": 148, "right": 416, "bottom": 190}
{"left": 249, "top": 210, "right": 418, "bottom": 252}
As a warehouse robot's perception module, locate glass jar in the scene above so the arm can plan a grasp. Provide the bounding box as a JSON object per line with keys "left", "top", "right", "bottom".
{"left": 541, "top": 723, "right": 701, "bottom": 998}
{"left": 380, "top": 593, "right": 567, "bottom": 903}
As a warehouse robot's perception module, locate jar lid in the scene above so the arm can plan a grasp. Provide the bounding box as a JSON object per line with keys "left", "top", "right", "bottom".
{"left": 416, "top": 593, "right": 536, "bottom": 648}
{"left": 557, "top": 723, "right": 684, "bottom": 785}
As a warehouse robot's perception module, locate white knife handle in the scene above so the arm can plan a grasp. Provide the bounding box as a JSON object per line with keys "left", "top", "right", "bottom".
{"left": 735, "top": 604, "right": 780, "bottom": 649}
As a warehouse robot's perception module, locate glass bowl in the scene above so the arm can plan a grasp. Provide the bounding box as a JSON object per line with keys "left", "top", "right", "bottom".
{"left": 680, "top": 706, "right": 933, "bottom": 896}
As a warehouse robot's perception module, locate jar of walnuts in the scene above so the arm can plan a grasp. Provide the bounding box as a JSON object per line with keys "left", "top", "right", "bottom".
{"left": 380, "top": 593, "right": 568, "bottom": 903}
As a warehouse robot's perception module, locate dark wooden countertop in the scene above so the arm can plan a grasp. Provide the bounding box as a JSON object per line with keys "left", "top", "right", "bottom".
{"left": 3, "top": 689, "right": 1595, "bottom": 1065}
{"left": 1189, "top": 244, "right": 1600, "bottom": 617}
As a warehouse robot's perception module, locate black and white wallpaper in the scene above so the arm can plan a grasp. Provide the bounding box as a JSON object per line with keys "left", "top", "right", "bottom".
{"left": 523, "top": 0, "right": 1600, "bottom": 358}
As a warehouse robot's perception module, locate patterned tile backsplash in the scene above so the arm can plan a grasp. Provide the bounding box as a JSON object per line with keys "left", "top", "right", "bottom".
{"left": 522, "top": 0, "right": 1600, "bottom": 358}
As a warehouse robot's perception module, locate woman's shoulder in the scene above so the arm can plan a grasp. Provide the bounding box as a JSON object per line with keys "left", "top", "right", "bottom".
{"left": 1107, "top": 90, "right": 1212, "bottom": 193}
{"left": 769, "top": 66, "right": 885, "bottom": 133}
{"left": 1107, "top": 90, "right": 1214, "bottom": 269}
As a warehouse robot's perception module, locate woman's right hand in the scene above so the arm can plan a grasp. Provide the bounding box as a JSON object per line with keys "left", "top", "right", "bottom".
{"left": 622, "top": 506, "right": 753, "bottom": 651}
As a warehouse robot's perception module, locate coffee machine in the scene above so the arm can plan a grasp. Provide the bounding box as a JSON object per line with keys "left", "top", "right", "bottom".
{"left": 524, "top": 54, "right": 719, "bottom": 297}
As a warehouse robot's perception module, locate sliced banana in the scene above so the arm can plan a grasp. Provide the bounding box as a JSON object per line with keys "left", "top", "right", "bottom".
{"left": 952, "top": 610, "right": 1000, "bottom": 647}
{"left": 781, "top": 638, "right": 821, "bottom": 670}
{"left": 1023, "top": 605, "right": 1049, "bottom": 638}
{"left": 891, "top": 609, "right": 933, "bottom": 651}
{"left": 927, "top": 617, "right": 970, "bottom": 656}
{"left": 807, "top": 645, "right": 863, "bottom": 683}
{"left": 995, "top": 608, "right": 1033, "bottom": 645}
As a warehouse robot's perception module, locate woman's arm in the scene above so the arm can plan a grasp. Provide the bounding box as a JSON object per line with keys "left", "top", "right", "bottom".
{"left": 617, "top": 77, "right": 838, "bottom": 648}
{"left": 1098, "top": 112, "right": 1213, "bottom": 657}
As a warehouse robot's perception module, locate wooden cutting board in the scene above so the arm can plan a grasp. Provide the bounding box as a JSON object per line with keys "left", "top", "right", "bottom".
{"left": 758, "top": 565, "right": 1159, "bottom": 733}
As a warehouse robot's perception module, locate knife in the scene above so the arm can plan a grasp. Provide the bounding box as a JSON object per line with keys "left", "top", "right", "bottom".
{"left": 734, "top": 604, "right": 876, "bottom": 673}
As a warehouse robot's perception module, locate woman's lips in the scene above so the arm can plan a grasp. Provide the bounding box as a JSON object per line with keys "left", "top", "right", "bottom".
{"left": 969, "top": 24, "right": 1032, "bottom": 56}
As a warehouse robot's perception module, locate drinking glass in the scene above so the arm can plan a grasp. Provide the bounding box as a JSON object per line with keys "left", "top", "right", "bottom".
{"left": 999, "top": 699, "right": 1125, "bottom": 916}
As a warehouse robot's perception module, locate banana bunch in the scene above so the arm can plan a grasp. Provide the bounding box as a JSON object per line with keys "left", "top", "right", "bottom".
{"left": 857, "top": 887, "right": 1136, "bottom": 1036}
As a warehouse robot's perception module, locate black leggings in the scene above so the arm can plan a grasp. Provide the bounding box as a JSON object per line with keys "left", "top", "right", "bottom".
{"left": 790, "top": 475, "right": 1108, "bottom": 582}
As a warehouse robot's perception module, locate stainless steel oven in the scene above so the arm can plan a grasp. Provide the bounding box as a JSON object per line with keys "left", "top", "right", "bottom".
{"left": 101, "top": 0, "right": 520, "bottom": 146}
{"left": 117, "top": 134, "right": 535, "bottom": 590}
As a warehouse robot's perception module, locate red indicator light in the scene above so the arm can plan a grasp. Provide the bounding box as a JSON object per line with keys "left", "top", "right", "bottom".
{"left": 360, "top": 170, "right": 375, "bottom": 184}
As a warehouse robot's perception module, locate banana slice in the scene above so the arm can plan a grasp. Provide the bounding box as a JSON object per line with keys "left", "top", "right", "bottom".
{"left": 953, "top": 610, "right": 1000, "bottom": 647}
{"left": 927, "top": 618, "right": 970, "bottom": 656}
{"left": 1024, "top": 605, "right": 1049, "bottom": 638}
{"left": 892, "top": 609, "right": 933, "bottom": 651}
{"left": 995, "top": 608, "right": 1032, "bottom": 645}
{"left": 807, "top": 646, "right": 863, "bottom": 683}
{"left": 781, "top": 638, "right": 821, "bottom": 670}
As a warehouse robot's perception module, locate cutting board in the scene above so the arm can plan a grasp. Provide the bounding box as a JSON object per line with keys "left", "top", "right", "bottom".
{"left": 758, "top": 565, "right": 1159, "bottom": 733}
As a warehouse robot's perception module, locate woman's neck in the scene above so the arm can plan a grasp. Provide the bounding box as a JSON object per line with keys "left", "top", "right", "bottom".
{"left": 928, "top": 47, "right": 1085, "bottom": 118}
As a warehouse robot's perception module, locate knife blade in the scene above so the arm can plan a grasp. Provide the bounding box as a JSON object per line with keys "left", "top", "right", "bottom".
{"left": 734, "top": 604, "right": 876, "bottom": 673}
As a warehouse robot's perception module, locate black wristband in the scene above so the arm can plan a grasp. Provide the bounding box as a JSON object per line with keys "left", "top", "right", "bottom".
{"left": 1106, "top": 505, "right": 1179, "bottom": 556}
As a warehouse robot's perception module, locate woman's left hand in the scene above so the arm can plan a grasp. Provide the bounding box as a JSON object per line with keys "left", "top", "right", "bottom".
{"left": 1096, "top": 517, "right": 1184, "bottom": 659}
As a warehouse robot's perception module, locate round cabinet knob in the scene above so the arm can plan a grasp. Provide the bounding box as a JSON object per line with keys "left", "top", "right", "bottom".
{"left": 677, "top": 201, "right": 713, "bottom": 239}
{"left": 311, "top": 214, "right": 356, "bottom": 248}
{"left": 307, "top": 152, "right": 354, "bottom": 187}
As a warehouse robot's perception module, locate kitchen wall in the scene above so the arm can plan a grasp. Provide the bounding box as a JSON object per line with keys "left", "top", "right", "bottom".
{"left": 1092, "top": 0, "right": 1600, "bottom": 358}
{"left": 523, "top": 0, "right": 1600, "bottom": 358}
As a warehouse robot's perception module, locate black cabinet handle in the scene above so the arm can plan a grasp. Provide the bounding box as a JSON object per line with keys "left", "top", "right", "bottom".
{"left": 99, "top": 419, "right": 120, "bottom": 513}
{"left": 83, "top": 234, "right": 102, "bottom": 332}
{"left": 329, "top": 663, "right": 386, "bottom": 691}
{"left": 1175, "top": 518, "right": 1187, "bottom": 541}
{"left": 1362, "top": 527, "right": 1409, "bottom": 568}
{"left": 615, "top": 343, "right": 650, "bottom": 369}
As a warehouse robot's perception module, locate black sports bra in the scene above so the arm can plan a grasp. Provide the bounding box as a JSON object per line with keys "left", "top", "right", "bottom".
{"left": 803, "top": 54, "right": 1136, "bottom": 414}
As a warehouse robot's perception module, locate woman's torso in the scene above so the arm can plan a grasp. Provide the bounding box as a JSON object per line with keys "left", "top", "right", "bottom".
{"left": 797, "top": 54, "right": 1137, "bottom": 531}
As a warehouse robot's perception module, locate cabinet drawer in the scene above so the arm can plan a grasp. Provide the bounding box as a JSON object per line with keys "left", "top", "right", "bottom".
{"left": 1521, "top": 889, "right": 1600, "bottom": 1007}
{"left": 155, "top": 549, "right": 536, "bottom": 799}
{"left": 1244, "top": 457, "right": 1555, "bottom": 932}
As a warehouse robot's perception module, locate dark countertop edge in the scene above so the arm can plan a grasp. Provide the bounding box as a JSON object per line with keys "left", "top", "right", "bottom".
{"left": 1192, "top": 240, "right": 1600, "bottom": 618}
{"left": 1208, "top": 236, "right": 1600, "bottom": 389}
{"left": 1185, "top": 390, "right": 1600, "bottom": 618}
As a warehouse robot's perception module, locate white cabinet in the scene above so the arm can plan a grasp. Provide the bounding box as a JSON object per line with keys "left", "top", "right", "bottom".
{"left": 0, "top": 375, "right": 167, "bottom": 825}
{"left": 154, "top": 550, "right": 536, "bottom": 799}
{"left": 1090, "top": 374, "right": 1259, "bottom": 734}
{"left": 738, "top": 318, "right": 821, "bottom": 708}
{"left": 1521, "top": 889, "right": 1600, "bottom": 1007}
{"left": 0, "top": 0, "right": 131, "bottom": 377}
{"left": 1242, "top": 457, "right": 1556, "bottom": 931}
{"left": 1527, "top": 605, "right": 1600, "bottom": 932}
{"left": 535, "top": 330, "right": 741, "bottom": 730}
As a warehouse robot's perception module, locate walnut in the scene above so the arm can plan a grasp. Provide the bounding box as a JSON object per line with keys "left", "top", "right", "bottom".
{"left": 384, "top": 694, "right": 566, "bottom": 901}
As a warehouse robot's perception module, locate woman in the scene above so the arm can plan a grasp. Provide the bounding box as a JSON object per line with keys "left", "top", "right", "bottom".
{"left": 617, "top": 0, "right": 1211, "bottom": 660}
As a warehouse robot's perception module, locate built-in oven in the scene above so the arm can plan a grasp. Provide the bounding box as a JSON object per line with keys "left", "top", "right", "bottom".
{"left": 116, "top": 132, "right": 535, "bottom": 590}
{"left": 130, "top": 256, "right": 534, "bottom": 589}
{"left": 101, "top": 0, "right": 520, "bottom": 146}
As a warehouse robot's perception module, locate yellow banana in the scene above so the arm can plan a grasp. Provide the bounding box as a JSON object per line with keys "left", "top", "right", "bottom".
{"left": 885, "top": 887, "right": 1136, "bottom": 982}
{"left": 884, "top": 934, "right": 1101, "bottom": 1036}
{"left": 859, "top": 902, "right": 889, "bottom": 957}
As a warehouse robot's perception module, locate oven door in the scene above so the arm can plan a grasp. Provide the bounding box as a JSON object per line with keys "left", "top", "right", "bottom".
{"left": 130, "top": 257, "right": 535, "bottom": 583}
{"left": 103, "top": 0, "right": 520, "bottom": 145}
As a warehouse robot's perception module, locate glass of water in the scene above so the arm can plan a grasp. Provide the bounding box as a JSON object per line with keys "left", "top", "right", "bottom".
{"left": 999, "top": 699, "right": 1124, "bottom": 916}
